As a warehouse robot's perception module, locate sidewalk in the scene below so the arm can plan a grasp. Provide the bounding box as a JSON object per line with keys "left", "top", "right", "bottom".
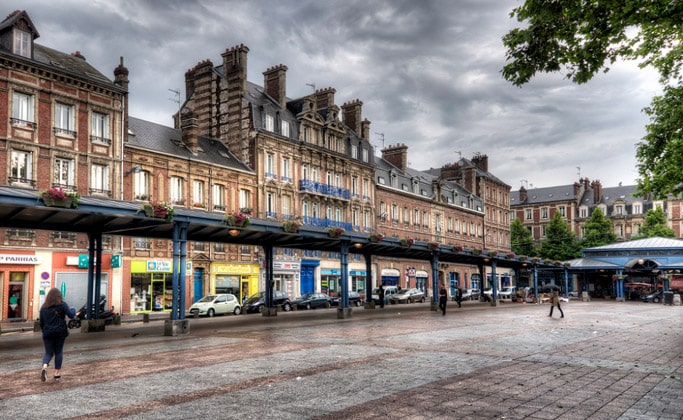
{"left": 1, "top": 300, "right": 681, "bottom": 419}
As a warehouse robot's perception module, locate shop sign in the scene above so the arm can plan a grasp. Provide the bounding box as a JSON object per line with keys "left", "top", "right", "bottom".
{"left": 0, "top": 254, "right": 40, "bottom": 264}
{"left": 273, "top": 261, "right": 300, "bottom": 270}
{"left": 350, "top": 270, "right": 366, "bottom": 276}
{"left": 147, "top": 260, "right": 172, "bottom": 272}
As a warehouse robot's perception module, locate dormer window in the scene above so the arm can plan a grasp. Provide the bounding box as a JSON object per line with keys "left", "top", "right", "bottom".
{"left": 13, "top": 28, "right": 31, "bottom": 58}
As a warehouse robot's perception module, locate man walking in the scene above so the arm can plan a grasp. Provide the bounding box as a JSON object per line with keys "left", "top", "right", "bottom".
{"left": 439, "top": 282, "right": 447, "bottom": 315}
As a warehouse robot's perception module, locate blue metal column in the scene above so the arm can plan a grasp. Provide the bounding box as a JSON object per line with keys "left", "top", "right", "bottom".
{"left": 490, "top": 258, "right": 497, "bottom": 306}
{"left": 170, "top": 221, "right": 189, "bottom": 321}
{"left": 86, "top": 233, "right": 95, "bottom": 319}
{"left": 178, "top": 222, "right": 188, "bottom": 319}
{"left": 431, "top": 251, "right": 439, "bottom": 304}
{"left": 340, "top": 240, "right": 349, "bottom": 308}
{"left": 264, "top": 245, "right": 274, "bottom": 308}
{"left": 171, "top": 223, "right": 180, "bottom": 321}
{"left": 94, "top": 233, "right": 103, "bottom": 317}
{"left": 563, "top": 267, "right": 569, "bottom": 299}
{"left": 364, "top": 253, "right": 373, "bottom": 304}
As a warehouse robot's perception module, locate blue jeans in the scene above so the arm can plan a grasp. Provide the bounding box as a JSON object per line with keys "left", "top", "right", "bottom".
{"left": 42, "top": 334, "right": 67, "bottom": 369}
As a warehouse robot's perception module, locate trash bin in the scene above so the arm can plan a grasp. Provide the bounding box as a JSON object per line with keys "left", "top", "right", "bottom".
{"left": 663, "top": 291, "right": 674, "bottom": 305}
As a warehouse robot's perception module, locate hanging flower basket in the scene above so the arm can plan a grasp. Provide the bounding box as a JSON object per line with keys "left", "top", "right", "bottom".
{"left": 282, "top": 220, "right": 301, "bottom": 233}
{"left": 224, "top": 210, "right": 250, "bottom": 227}
{"left": 506, "top": 252, "right": 516, "bottom": 259}
{"left": 452, "top": 245, "right": 464, "bottom": 253}
{"left": 326, "top": 227, "right": 345, "bottom": 238}
{"left": 138, "top": 200, "right": 174, "bottom": 221}
{"left": 368, "top": 232, "right": 384, "bottom": 243}
{"left": 471, "top": 248, "right": 481, "bottom": 256}
{"left": 399, "top": 237, "right": 414, "bottom": 248}
{"left": 427, "top": 241, "right": 440, "bottom": 251}
{"left": 39, "top": 187, "right": 80, "bottom": 209}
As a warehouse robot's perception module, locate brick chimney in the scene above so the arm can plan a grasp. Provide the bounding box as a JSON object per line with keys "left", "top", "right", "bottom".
{"left": 573, "top": 181, "right": 581, "bottom": 197}
{"left": 263, "top": 64, "right": 287, "bottom": 109}
{"left": 382, "top": 143, "right": 409, "bottom": 172}
{"left": 113, "top": 56, "right": 129, "bottom": 142}
{"left": 361, "top": 118, "right": 371, "bottom": 141}
{"left": 591, "top": 179, "right": 602, "bottom": 203}
{"left": 221, "top": 44, "right": 249, "bottom": 94}
{"left": 519, "top": 186, "right": 527, "bottom": 203}
{"left": 182, "top": 60, "right": 214, "bottom": 133}
{"left": 471, "top": 153, "right": 488, "bottom": 172}
{"left": 314, "top": 87, "right": 335, "bottom": 109}
{"left": 440, "top": 162, "right": 461, "bottom": 180}
{"left": 342, "top": 99, "right": 363, "bottom": 134}
{"left": 180, "top": 109, "right": 199, "bottom": 155}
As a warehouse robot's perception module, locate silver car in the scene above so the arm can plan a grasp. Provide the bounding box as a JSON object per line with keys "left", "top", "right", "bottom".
{"left": 389, "top": 288, "right": 426, "bottom": 304}
{"left": 188, "top": 294, "right": 242, "bottom": 317}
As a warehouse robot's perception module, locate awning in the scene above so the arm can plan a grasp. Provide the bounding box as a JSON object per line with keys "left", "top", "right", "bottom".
{"left": 381, "top": 268, "right": 400, "bottom": 277}
{"left": 415, "top": 270, "right": 428, "bottom": 278}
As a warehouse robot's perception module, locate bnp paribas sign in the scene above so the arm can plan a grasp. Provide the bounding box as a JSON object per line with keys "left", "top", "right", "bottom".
{"left": 0, "top": 254, "right": 41, "bottom": 264}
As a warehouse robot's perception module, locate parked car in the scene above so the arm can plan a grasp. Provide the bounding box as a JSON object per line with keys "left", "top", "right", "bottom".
{"left": 371, "top": 285, "right": 399, "bottom": 304}
{"left": 499, "top": 286, "right": 517, "bottom": 299}
{"left": 460, "top": 288, "right": 480, "bottom": 301}
{"left": 641, "top": 290, "right": 663, "bottom": 303}
{"left": 292, "top": 293, "right": 332, "bottom": 310}
{"left": 188, "top": 294, "right": 242, "bottom": 317}
{"left": 389, "top": 288, "right": 426, "bottom": 304}
{"left": 242, "top": 291, "right": 292, "bottom": 313}
{"left": 330, "top": 291, "right": 362, "bottom": 307}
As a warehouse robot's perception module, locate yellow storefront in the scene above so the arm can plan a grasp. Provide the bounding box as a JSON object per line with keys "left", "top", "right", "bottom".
{"left": 211, "top": 262, "right": 259, "bottom": 304}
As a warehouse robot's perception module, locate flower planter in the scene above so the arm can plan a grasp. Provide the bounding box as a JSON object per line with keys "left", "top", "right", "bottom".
{"left": 42, "top": 197, "right": 76, "bottom": 208}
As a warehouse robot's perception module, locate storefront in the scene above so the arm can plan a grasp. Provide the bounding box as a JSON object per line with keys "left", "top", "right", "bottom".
{"left": 271, "top": 260, "right": 299, "bottom": 299}
{"left": 380, "top": 268, "right": 400, "bottom": 286}
{"left": 53, "top": 252, "right": 113, "bottom": 314}
{"left": 321, "top": 268, "right": 340, "bottom": 296}
{"left": 212, "top": 262, "right": 259, "bottom": 304}
{"left": 0, "top": 252, "right": 39, "bottom": 322}
{"left": 350, "top": 270, "right": 366, "bottom": 293}
{"left": 415, "top": 270, "right": 429, "bottom": 292}
{"left": 129, "top": 259, "right": 178, "bottom": 313}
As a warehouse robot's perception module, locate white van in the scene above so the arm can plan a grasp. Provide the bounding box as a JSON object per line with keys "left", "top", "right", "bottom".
{"left": 371, "top": 286, "right": 399, "bottom": 304}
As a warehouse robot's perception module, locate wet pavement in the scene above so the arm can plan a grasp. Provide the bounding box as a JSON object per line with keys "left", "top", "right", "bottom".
{"left": 0, "top": 299, "right": 682, "bottom": 419}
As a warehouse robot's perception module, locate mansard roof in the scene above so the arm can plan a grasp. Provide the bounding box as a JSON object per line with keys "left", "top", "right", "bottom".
{"left": 127, "top": 116, "right": 254, "bottom": 173}
{"left": 510, "top": 184, "right": 578, "bottom": 206}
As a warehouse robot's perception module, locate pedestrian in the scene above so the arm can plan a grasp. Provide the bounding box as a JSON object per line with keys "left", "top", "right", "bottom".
{"left": 548, "top": 290, "right": 564, "bottom": 318}
{"left": 455, "top": 287, "right": 462, "bottom": 308}
{"left": 439, "top": 281, "right": 447, "bottom": 315}
{"left": 39, "top": 287, "right": 76, "bottom": 382}
{"left": 378, "top": 284, "right": 385, "bottom": 308}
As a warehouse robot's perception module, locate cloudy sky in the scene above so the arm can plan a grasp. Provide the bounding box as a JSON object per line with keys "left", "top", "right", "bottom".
{"left": 6, "top": 0, "right": 661, "bottom": 190}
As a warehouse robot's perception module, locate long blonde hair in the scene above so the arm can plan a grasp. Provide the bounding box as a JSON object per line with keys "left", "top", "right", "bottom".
{"left": 42, "top": 287, "right": 64, "bottom": 309}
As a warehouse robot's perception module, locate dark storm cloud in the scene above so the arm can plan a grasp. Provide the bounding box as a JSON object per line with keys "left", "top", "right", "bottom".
{"left": 3, "top": 0, "right": 660, "bottom": 189}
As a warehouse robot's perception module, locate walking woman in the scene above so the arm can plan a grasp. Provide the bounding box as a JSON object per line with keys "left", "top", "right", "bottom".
{"left": 548, "top": 290, "right": 565, "bottom": 318}
{"left": 39, "top": 288, "right": 76, "bottom": 382}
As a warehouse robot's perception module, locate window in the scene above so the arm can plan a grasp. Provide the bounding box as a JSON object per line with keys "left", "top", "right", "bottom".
{"left": 615, "top": 205, "right": 623, "bottom": 215}
{"left": 351, "top": 144, "right": 358, "bottom": 159}
{"left": 266, "top": 192, "right": 275, "bottom": 217}
{"left": 214, "top": 243, "right": 226, "bottom": 253}
{"left": 10, "top": 149, "right": 33, "bottom": 184}
{"left": 281, "top": 158, "right": 291, "bottom": 182}
{"left": 559, "top": 206, "right": 566, "bottom": 217}
{"left": 362, "top": 179, "right": 370, "bottom": 200}
{"left": 351, "top": 176, "right": 359, "bottom": 197}
{"left": 414, "top": 209, "right": 420, "bottom": 225}
{"left": 266, "top": 153, "right": 276, "bottom": 178}
{"left": 335, "top": 207, "right": 341, "bottom": 221}
{"left": 265, "top": 114, "right": 274, "bottom": 132}
{"left": 134, "top": 237, "right": 151, "bottom": 250}
{"left": 352, "top": 209, "right": 359, "bottom": 229}
{"left": 580, "top": 207, "right": 588, "bottom": 218}
{"left": 282, "top": 195, "right": 291, "bottom": 218}
{"left": 170, "top": 176, "right": 184, "bottom": 204}
{"left": 422, "top": 211, "right": 429, "bottom": 227}
{"left": 13, "top": 28, "right": 31, "bottom": 57}
{"left": 193, "top": 180, "right": 204, "bottom": 207}
{"left": 403, "top": 207, "right": 409, "bottom": 224}
{"left": 302, "top": 164, "right": 309, "bottom": 180}
{"left": 213, "top": 184, "right": 226, "bottom": 211}
{"left": 53, "top": 158, "right": 75, "bottom": 189}
{"left": 239, "top": 189, "right": 251, "bottom": 210}
{"left": 633, "top": 204, "right": 641, "bottom": 214}
{"left": 525, "top": 209, "right": 532, "bottom": 220}
{"left": 412, "top": 179, "right": 419, "bottom": 194}
{"left": 541, "top": 207, "right": 549, "bottom": 219}
{"left": 91, "top": 112, "right": 111, "bottom": 144}
{"left": 134, "top": 171, "right": 149, "bottom": 200}
{"left": 12, "top": 92, "right": 34, "bottom": 126}
{"left": 281, "top": 120, "right": 290, "bottom": 137}
{"left": 390, "top": 172, "right": 397, "bottom": 188}
{"left": 54, "top": 103, "right": 76, "bottom": 136}
{"left": 90, "top": 164, "right": 109, "bottom": 195}
{"left": 391, "top": 204, "right": 398, "bottom": 222}
{"left": 362, "top": 148, "right": 368, "bottom": 162}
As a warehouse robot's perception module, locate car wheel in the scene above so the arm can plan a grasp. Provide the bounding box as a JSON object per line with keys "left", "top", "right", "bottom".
{"left": 325, "top": 302, "right": 331, "bottom": 309}
{"left": 421, "top": 297, "right": 425, "bottom": 303}
{"left": 207, "top": 308, "right": 215, "bottom": 317}
{"left": 306, "top": 303, "right": 311, "bottom": 310}
{"left": 258, "top": 305, "right": 264, "bottom": 313}
{"left": 355, "top": 300, "right": 360, "bottom": 307}
{"left": 408, "top": 298, "right": 412, "bottom": 304}
{"left": 234, "top": 306, "right": 242, "bottom": 315}
{"left": 653, "top": 297, "right": 660, "bottom": 303}
{"left": 283, "top": 302, "right": 292, "bottom": 312}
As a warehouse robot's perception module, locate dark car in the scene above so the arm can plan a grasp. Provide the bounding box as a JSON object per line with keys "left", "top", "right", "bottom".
{"left": 641, "top": 290, "right": 663, "bottom": 303}
{"left": 292, "top": 292, "right": 331, "bottom": 310}
{"left": 243, "top": 291, "right": 292, "bottom": 313}
{"left": 331, "top": 291, "right": 362, "bottom": 307}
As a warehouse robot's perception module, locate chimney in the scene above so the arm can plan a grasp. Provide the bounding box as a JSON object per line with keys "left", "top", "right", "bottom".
{"left": 113, "top": 56, "right": 129, "bottom": 142}
{"left": 382, "top": 143, "right": 409, "bottom": 172}
{"left": 592, "top": 180, "right": 602, "bottom": 203}
{"left": 342, "top": 99, "right": 363, "bottom": 135}
{"left": 263, "top": 64, "right": 288, "bottom": 109}
{"left": 471, "top": 153, "right": 488, "bottom": 172}
{"left": 180, "top": 109, "right": 199, "bottom": 155}
{"left": 573, "top": 181, "right": 581, "bottom": 197}
{"left": 182, "top": 60, "right": 213, "bottom": 131}
{"left": 221, "top": 44, "right": 249, "bottom": 94}
{"left": 519, "top": 186, "right": 527, "bottom": 203}
{"left": 361, "top": 118, "right": 371, "bottom": 141}
{"left": 440, "top": 162, "right": 461, "bottom": 180}
{"left": 314, "top": 87, "right": 335, "bottom": 109}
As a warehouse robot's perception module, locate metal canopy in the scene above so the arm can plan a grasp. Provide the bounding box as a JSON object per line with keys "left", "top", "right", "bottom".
{"left": 0, "top": 185, "right": 542, "bottom": 267}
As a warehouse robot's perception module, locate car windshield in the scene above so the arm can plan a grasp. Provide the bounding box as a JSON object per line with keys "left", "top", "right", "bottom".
{"left": 395, "top": 289, "right": 410, "bottom": 295}
{"left": 297, "top": 293, "right": 313, "bottom": 300}
{"left": 245, "top": 292, "right": 265, "bottom": 304}
{"left": 197, "top": 295, "right": 217, "bottom": 303}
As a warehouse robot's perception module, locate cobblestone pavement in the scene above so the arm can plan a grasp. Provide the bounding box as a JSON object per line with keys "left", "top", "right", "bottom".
{"left": 0, "top": 300, "right": 681, "bottom": 419}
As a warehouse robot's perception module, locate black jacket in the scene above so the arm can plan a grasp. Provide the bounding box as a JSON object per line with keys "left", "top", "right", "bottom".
{"left": 40, "top": 302, "right": 75, "bottom": 338}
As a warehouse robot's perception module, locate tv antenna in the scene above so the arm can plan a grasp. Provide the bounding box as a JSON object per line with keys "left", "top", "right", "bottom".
{"left": 305, "top": 83, "right": 316, "bottom": 92}
{"left": 375, "top": 132, "right": 385, "bottom": 149}
{"left": 455, "top": 150, "right": 461, "bottom": 159}
{"left": 168, "top": 88, "right": 181, "bottom": 123}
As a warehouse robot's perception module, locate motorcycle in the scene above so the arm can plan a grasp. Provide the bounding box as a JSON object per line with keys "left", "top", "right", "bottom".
{"left": 68, "top": 296, "right": 117, "bottom": 329}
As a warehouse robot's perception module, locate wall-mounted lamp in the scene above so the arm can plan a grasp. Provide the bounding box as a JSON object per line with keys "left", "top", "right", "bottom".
{"left": 353, "top": 242, "right": 362, "bottom": 249}
{"left": 228, "top": 229, "right": 240, "bottom": 237}
{"left": 125, "top": 165, "right": 142, "bottom": 176}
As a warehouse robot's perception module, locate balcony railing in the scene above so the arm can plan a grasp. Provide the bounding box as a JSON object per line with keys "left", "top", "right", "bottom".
{"left": 301, "top": 217, "right": 352, "bottom": 231}
{"left": 10, "top": 118, "right": 36, "bottom": 129}
{"left": 8, "top": 177, "right": 36, "bottom": 187}
{"left": 53, "top": 127, "right": 77, "bottom": 137}
{"left": 90, "top": 135, "right": 111, "bottom": 145}
{"left": 299, "top": 179, "right": 350, "bottom": 200}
